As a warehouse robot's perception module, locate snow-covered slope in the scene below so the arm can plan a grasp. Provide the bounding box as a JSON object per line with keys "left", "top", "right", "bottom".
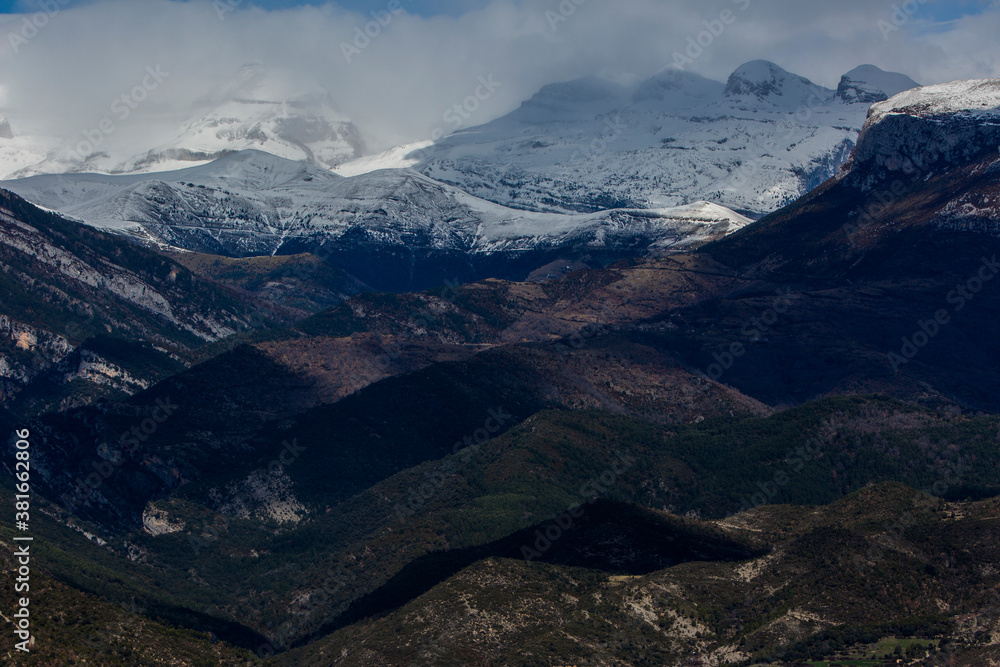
{"left": 384, "top": 61, "right": 918, "bottom": 218}
{"left": 2, "top": 150, "right": 751, "bottom": 260}
{"left": 332, "top": 141, "right": 434, "bottom": 177}
{"left": 632, "top": 69, "right": 726, "bottom": 109}
{"left": 2, "top": 61, "right": 916, "bottom": 219}
{"left": 865, "top": 78, "right": 1000, "bottom": 126}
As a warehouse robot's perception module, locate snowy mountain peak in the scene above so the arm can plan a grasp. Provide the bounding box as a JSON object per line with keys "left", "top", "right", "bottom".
{"left": 115, "top": 64, "right": 365, "bottom": 174}
{"left": 836, "top": 65, "right": 919, "bottom": 104}
{"left": 0, "top": 116, "right": 13, "bottom": 140}
{"left": 170, "top": 149, "right": 343, "bottom": 190}
{"left": 724, "top": 60, "right": 832, "bottom": 105}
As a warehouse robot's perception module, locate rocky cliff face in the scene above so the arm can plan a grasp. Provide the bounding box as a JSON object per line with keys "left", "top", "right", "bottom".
{"left": 0, "top": 188, "right": 268, "bottom": 414}
{"left": 843, "top": 78, "right": 1000, "bottom": 192}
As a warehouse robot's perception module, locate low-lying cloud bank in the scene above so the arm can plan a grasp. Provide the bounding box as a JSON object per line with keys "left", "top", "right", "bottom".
{"left": 0, "top": 0, "right": 996, "bottom": 152}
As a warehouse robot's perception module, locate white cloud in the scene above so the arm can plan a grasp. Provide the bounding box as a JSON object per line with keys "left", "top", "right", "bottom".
{"left": 0, "top": 0, "right": 996, "bottom": 153}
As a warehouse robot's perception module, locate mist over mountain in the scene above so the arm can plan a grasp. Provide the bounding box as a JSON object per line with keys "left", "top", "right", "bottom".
{"left": 402, "top": 61, "right": 917, "bottom": 218}
{"left": 0, "top": 60, "right": 920, "bottom": 291}
{"left": 0, "top": 0, "right": 996, "bottom": 151}
{"left": 0, "top": 60, "right": 915, "bottom": 186}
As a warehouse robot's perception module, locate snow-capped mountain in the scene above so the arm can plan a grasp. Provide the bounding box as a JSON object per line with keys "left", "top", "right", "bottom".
{"left": 836, "top": 65, "right": 922, "bottom": 105}
{"left": 119, "top": 63, "right": 365, "bottom": 174}
{"left": 723, "top": 59, "right": 832, "bottom": 104}
{"left": 835, "top": 78, "right": 1000, "bottom": 242}
{"left": 4, "top": 64, "right": 365, "bottom": 179}
{"left": 348, "top": 61, "right": 917, "bottom": 218}
{"left": 0, "top": 61, "right": 921, "bottom": 290}
{"left": 1, "top": 150, "right": 750, "bottom": 290}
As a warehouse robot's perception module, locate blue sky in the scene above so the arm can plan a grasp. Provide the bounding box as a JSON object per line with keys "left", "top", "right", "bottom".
{"left": 920, "top": 0, "right": 995, "bottom": 23}
{"left": 0, "top": 0, "right": 492, "bottom": 15}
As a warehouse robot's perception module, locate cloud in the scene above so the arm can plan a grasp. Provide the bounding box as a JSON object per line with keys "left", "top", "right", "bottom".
{"left": 0, "top": 0, "right": 996, "bottom": 154}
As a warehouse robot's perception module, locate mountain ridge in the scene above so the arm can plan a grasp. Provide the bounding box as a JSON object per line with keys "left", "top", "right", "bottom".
{"left": 0, "top": 150, "right": 753, "bottom": 291}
